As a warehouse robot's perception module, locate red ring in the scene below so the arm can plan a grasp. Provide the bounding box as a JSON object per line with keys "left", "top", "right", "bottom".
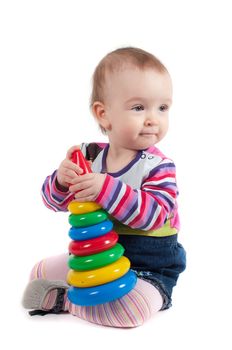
{"left": 69, "top": 230, "right": 119, "bottom": 256}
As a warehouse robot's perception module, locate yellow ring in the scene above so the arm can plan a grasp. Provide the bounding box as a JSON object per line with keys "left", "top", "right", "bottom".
{"left": 67, "top": 256, "right": 130, "bottom": 287}
{"left": 68, "top": 201, "right": 102, "bottom": 214}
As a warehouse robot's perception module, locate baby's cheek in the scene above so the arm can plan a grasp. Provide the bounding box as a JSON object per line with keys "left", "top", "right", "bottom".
{"left": 118, "top": 124, "right": 134, "bottom": 134}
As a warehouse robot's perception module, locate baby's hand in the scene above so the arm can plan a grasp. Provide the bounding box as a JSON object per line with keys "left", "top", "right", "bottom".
{"left": 69, "top": 173, "right": 106, "bottom": 202}
{"left": 56, "top": 145, "right": 84, "bottom": 189}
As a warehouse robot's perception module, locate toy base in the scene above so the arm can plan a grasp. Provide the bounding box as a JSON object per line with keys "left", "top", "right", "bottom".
{"left": 67, "top": 270, "right": 137, "bottom": 306}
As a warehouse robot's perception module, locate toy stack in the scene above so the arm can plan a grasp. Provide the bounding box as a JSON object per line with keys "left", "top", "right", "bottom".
{"left": 66, "top": 150, "right": 137, "bottom": 306}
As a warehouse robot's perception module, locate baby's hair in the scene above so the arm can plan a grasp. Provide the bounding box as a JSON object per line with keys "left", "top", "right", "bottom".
{"left": 90, "top": 46, "right": 168, "bottom": 134}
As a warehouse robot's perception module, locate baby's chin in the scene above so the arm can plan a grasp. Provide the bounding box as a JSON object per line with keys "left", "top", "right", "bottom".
{"left": 131, "top": 141, "right": 159, "bottom": 152}
{"left": 136, "top": 135, "right": 159, "bottom": 148}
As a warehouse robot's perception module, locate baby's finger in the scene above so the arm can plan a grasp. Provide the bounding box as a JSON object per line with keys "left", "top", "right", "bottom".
{"left": 69, "top": 180, "right": 83, "bottom": 190}
{"left": 62, "top": 176, "right": 74, "bottom": 186}
{"left": 69, "top": 178, "right": 92, "bottom": 192}
{"left": 74, "top": 188, "right": 94, "bottom": 200}
{"left": 66, "top": 145, "right": 81, "bottom": 160}
{"left": 73, "top": 195, "right": 94, "bottom": 202}
{"left": 63, "top": 168, "right": 81, "bottom": 179}
{"left": 64, "top": 160, "right": 83, "bottom": 175}
{"left": 70, "top": 173, "right": 93, "bottom": 184}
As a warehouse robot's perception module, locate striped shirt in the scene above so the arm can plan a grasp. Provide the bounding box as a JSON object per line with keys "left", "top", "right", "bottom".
{"left": 41, "top": 143, "right": 180, "bottom": 236}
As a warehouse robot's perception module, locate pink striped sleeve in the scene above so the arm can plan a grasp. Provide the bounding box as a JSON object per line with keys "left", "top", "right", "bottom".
{"left": 41, "top": 170, "right": 74, "bottom": 212}
{"left": 95, "top": 159, "right": 179, "bottom": 231}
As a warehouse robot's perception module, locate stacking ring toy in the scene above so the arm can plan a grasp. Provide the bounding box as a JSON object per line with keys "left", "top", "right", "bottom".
{"left": 68, "top": 220, "right": 113, "bottom": 241}
{"left": 68, "top": 243, "right": 125, "bottom": 271}
{"left": 68, "top": 201, "right": 102, "bottom": 214}
{"left": 67, "top": 256, "right": 130, "bottom": 287}
{"left": 69, "top": 210, "right": 108, "bottom": 227}
{"left": 66, "top": 149, "right": 137, "bottom": 306}
{"left": 69, "top": 230, "right": 118, "bottom": 256}
{"left": 67, "top": 270, "right": 137, "bottom": 306}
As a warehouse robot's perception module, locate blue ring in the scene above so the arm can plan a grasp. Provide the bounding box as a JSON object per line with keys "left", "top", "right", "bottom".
{"left": 67, "top": 270, "right": 137, "bottom": 306}
{"left": 68, "top": 220, "right": 113, "bottom": 241}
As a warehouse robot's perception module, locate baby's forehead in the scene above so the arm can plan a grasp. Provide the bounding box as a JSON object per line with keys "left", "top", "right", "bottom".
{"left": 104, "top": 66, "right": 172, "bottom": 99}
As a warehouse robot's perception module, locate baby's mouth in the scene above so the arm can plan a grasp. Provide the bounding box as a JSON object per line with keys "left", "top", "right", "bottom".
{"left": 140, "top": 129, "right": 158, "bottom": 136}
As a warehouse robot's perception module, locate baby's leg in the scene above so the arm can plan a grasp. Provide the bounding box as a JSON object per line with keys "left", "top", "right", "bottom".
{"left": 67, "top": 278, "right": 163, "bottom": 327}
{"left": 26, "top": 254, "right": 163, "bottom": 327}
{"left": 29, "top": 253, "right": 69, "bottom": 281}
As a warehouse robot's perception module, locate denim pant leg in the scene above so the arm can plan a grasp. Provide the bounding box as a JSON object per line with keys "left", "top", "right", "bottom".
{"left": 118, "top": 234, "right": 186, "bottom": 310}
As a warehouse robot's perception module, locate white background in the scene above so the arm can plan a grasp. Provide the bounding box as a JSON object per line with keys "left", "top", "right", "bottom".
{"left": 0, "top": 0, "right": 231, "bottom": 349}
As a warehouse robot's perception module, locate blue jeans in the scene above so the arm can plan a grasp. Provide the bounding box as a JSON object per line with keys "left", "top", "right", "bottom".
{"left": 118, "top": 234, "right": 186, "bottom": 310}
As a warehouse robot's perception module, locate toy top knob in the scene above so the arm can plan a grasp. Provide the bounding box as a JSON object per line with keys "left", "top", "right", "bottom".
{"left": 71, "top": 149, "right": 92, "bottom": 174}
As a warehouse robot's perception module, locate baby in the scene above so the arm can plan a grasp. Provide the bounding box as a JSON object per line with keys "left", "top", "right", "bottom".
{"left": 22, "top": 47, "right": 186, "bottom": 328}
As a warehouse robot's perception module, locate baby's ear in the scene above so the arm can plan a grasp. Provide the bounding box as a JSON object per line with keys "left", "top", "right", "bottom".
{"left": 92, "top": 101, "right": 111, "bottom": 131}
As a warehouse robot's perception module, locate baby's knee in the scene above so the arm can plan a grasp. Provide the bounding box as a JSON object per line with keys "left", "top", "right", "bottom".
{"left": 29, "top": 259, "right": 45, "bottom": 281}
{"left": 29, "top": 253, "right": 69, "bottom": 281}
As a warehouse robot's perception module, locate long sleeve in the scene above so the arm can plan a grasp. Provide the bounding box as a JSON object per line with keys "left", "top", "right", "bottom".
{"left": 41, "top": 170, "right": 74, "bottom": 212}
{"left": 95, "top": 159, "right": 178, "bottom": 231}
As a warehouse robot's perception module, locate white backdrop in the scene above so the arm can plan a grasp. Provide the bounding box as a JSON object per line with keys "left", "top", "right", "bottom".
{"left": 1, "top": 0, "right": 231, "bottom": 349}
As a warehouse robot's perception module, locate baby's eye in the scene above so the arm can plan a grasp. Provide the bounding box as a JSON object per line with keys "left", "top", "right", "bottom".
{"left": 159, "top": 104, "right": 169, "bottom": 112}
{"left": 132, "top": 105, "right": 144, "bottom": 111}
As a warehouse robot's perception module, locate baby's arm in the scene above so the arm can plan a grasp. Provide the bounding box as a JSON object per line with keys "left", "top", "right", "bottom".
{"left": 41, "top": 145, "right": 83, "bottom": 212}
{"left": 94, "top": 159, "right": 178, "bottom": 231}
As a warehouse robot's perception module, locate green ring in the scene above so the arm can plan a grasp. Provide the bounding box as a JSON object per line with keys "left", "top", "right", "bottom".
{"left": 69, "top": 210, "right": 108, "bottom": 227}
{"left": 68, "top": 243, "right": 125, "bottom": 271}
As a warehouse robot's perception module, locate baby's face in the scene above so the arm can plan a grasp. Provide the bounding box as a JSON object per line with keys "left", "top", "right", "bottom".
{"left": 101, "top": 66, "right": 173, "bottom": 151}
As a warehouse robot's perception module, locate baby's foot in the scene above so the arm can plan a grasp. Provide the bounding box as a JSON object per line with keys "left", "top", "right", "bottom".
{"left": 22, "top": 279, "right": 69, "bottom": 316}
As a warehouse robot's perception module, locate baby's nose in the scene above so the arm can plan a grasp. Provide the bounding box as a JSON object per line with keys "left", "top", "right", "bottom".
{"left": 145, "top": 117, "right": 158, "bottom": 126}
